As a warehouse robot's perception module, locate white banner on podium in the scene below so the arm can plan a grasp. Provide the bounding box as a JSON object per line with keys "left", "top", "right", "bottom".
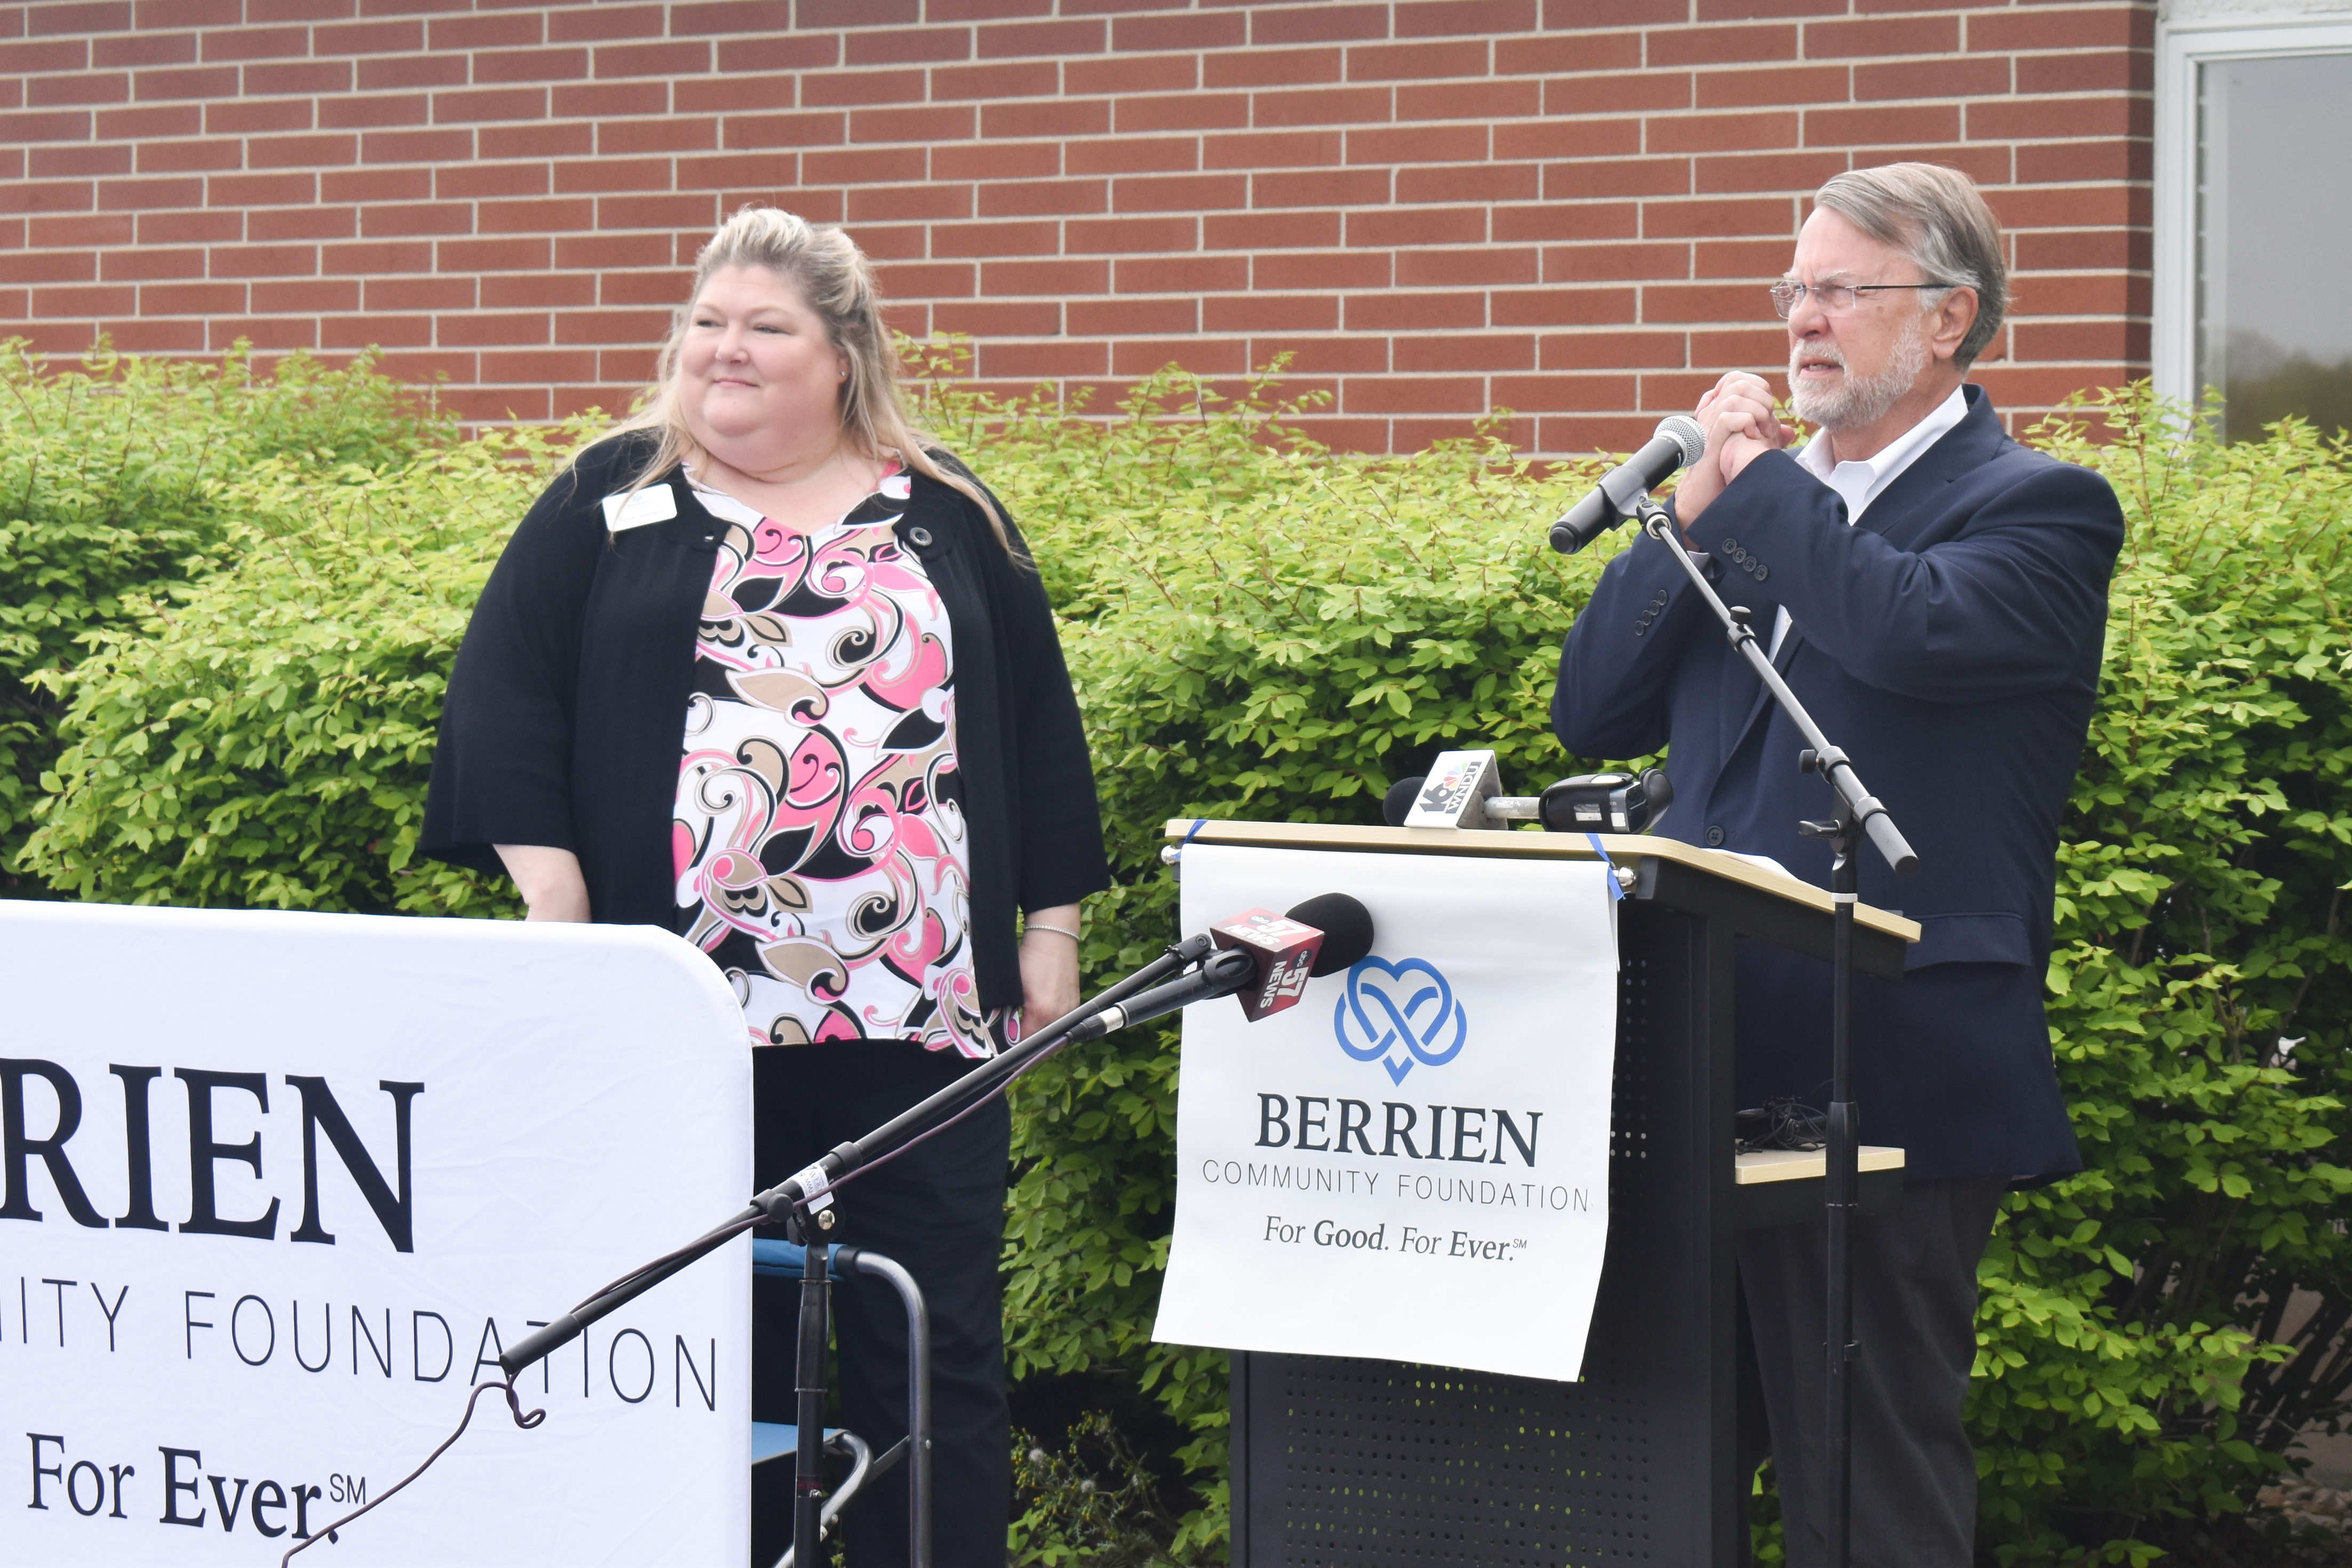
{"left": 1153, "top": 845, "right": 1618, "bottom": 1382}
{"left": 0, "top": 901, "right": 749, "bottom": 1565}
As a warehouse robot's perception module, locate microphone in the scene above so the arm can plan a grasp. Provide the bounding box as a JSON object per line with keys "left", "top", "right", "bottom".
{"left": 1387, "top": 749, "right": 1506, "bottom": 830}
{"left": 1539, "top": 768, "right": 1674, "bottom": 834}
{"left": 1381, "top": 776, "right": 1422, "bottom": 827}
{"left": 1384, "top": 767, "right": 1675, "bottom": 833}
{"left": 1284, "top": 891, "right": 1376, "bottom": 974}
{"left": 1549, "top": 415, "right": 1707, "bottom": 554}
{"left": 1068, "top": 892, "right": 1374, "bottom": 1041}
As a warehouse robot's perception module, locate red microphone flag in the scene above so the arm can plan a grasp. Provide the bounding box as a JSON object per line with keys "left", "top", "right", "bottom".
{"left": 1210, "top": 909, "right": 1327, "bottom": 1022}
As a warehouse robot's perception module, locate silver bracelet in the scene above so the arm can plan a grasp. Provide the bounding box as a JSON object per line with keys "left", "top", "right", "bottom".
{"left": 1024, "top": 921, "right": 1082, "bottom": 942}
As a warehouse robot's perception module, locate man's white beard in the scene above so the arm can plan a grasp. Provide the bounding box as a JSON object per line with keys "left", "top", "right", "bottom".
{"left": 1788, "top": 317, "right": 1929, "bottom": 432}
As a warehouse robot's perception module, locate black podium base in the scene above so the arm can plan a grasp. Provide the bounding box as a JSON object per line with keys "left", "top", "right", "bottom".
{"left": 1232, "top": 1351, "right": 1659, "bottom": 1565}
{"left": 1226, "top": 874, "right": 1912, "bottom": 1566}
{"left": 1231, "top": 901, "right": 1725, "bottom": 1564}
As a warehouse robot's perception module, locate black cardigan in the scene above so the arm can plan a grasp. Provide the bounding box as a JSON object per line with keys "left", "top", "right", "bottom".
{"left": 419, "top": 435, "right": 1109, "bottom": 1014}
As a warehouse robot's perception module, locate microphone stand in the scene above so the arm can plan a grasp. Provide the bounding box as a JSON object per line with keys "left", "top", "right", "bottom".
{"left": 499, "top": 934, "right": 1214, "bottom": 1374}
{"left": 790, "top": 1214, "right": 830, "bottom": 1567}
{"left": 494, "top": 933, "right": 1222, "bottom": 1567}
{"left": 1628, "top": 496, "right": 1917, "bottom": 1568}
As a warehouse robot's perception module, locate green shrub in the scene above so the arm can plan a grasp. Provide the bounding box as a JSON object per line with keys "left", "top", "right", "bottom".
{"left": 0, "top": 341, "right": 449, "bottom": 894}
{"left": 21, "top": 346, "right": 2351, "bottom": 1565}
{"left": 20, "top": 429, "right": 558, "bottom": 918}
{"left": 1967, "top": 389, "right": 2352, "bottom": 1565}
{"left": 1011, "top": 1412, "right": 1195, "bottom": 1567}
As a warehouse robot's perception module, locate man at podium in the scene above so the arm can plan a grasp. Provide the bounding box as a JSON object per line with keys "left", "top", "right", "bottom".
{"left": 1553, "top": 163, "right": 2126, "bottom": 1566}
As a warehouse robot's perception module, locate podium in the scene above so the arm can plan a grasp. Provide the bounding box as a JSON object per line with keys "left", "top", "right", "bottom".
{"left": 1164, "top": 821, "right": 1919, "bottom": 1568}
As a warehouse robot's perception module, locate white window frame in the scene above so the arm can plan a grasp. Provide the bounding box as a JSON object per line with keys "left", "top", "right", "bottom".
{"left": 2153, "top": 9, "right": 2352, "bottom": 407}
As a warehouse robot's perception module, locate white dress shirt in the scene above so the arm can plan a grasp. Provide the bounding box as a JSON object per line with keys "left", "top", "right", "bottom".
{"left": 1767, "top": 383, "right": 1969, "bottom": 658}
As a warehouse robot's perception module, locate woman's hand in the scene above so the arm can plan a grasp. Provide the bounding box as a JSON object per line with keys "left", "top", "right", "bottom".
{"left": 494, "top": 844, "right": 592, "bottom": 922}
{"left": 1018, "top": 904, "right": 1084, "bottom": 1034}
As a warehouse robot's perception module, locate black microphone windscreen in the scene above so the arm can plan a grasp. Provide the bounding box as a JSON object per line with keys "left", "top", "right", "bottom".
{"left": 1381, "top": 776, "right": 1424, "bottom": 827}
{"left": 1286, "top": 892, "right": 1374, "bottom": 976}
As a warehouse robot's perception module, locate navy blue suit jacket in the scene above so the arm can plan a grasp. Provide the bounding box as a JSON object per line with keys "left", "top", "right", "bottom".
{"left": 1552, "top": 387, "right": 2124, "bottom": 1182}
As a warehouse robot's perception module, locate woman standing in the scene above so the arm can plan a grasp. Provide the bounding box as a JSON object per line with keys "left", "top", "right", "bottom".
{"left": 423, "top": 206, "right": 1108, "bottom": 1565}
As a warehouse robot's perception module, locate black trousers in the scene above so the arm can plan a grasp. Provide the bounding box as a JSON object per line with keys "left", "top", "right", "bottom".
{"left": 750, "top": 1041, "right": 1011, "bottom": 1568}
{"left": 1735, "top": 1177, "right": 2007, "bottom": 1568}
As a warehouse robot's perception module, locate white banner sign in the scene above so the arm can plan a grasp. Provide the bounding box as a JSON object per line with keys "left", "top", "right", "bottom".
{"left": 1153, "top": 845, "right": 1619, "bottom": 1381}
{"left": 0, "top": 901, "right": 750, "bottom": 1565}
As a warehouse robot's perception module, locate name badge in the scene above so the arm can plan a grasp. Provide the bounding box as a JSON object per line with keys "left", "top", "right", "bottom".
{"left": 601, "top": 485, "right": 679, "bottom": 532}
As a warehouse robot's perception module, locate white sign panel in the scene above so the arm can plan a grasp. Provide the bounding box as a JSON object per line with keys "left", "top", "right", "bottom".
{"left": 1154, "top": 846, "right": 1618, "bottom": 1382}
{"left": 0, "top": 902, "right": 750, "bottom": 1565}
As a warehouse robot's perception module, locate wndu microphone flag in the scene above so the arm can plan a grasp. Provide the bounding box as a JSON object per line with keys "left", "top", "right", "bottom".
{"left": 1154, "top": 845, "right": 1619, "bottom": 1382}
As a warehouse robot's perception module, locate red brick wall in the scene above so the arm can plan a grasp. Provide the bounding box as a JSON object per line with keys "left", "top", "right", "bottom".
{"left": 0, "top": 0, "right": 2151, "bottom": 455}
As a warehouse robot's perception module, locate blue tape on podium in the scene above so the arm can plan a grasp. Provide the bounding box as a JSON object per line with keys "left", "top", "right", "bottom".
{"left": 1585, "top": 833, "right": 1626, "bottom": 901}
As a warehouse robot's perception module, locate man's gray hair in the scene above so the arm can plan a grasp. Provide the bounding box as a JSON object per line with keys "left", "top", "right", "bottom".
{"left": 1813, "top": 163, "right": 2007, "bottom": 369}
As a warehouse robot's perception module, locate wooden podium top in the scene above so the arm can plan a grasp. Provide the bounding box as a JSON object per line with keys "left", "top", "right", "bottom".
{"left": 1734, "top": 1145, "right": 1905, "bottom": 1184}
{"left": 1163, "top": 817, "right": 1920, "bottom": 946}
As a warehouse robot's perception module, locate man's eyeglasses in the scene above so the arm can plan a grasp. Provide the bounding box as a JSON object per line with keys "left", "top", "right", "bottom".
{"left": 1769, "top": 280, "right": 1953, "bottom": 319}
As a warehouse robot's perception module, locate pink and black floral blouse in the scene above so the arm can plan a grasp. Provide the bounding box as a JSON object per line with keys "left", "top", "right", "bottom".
{"left": 672, "top": 466, "right": 1002, "bottom": 1058}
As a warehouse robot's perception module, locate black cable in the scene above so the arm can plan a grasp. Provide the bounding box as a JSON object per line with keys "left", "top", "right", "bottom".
{"left": 1733, "top": 1092, "right": 1831, "bottom": 1153}
{"left": 808, "top": 1041, "right": 1054, "bottom": 1200}
{"left": 571, "top": 1208, "right": 762, "bottom": 1314}
{"left": 279, "top": 1378, "right": 544, "bottom": 1568}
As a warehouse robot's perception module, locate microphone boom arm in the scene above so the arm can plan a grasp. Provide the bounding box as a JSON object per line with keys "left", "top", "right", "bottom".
{"left": 1637, "top": 502, "right": 1916, "bottom": 875}
{"left": 1062, "top": 947, "right": 1258, "bottom": 1040}
{"left": 752, "top": 930, "right": 1217, "bottom": 1224}
{"left": 498, "top": 931, "right": 1217, "bottom": 1381}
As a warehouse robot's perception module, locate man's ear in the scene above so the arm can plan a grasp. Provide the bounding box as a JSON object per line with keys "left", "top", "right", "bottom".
{"left": 1930, "top": 286, "right": 1979, "bottom": 364}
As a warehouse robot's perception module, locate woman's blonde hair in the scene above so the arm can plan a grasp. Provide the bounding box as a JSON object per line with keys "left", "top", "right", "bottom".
{"left": 594, "top": 205, "right": 1011, "bottom": 550}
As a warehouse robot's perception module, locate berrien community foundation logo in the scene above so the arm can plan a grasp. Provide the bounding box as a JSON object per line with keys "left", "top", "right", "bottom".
{"left": 1335, "top": 956, "right": 1468, "bottom": 1085}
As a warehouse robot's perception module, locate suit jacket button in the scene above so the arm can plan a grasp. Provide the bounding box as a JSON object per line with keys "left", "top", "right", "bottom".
{"left": 1704, "top": 826, "right": 1726, "bottom": 847}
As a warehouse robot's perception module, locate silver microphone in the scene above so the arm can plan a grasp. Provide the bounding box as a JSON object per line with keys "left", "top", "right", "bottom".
{"left": 1549, "top": 415, "right": 1707, "bottom": 554}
